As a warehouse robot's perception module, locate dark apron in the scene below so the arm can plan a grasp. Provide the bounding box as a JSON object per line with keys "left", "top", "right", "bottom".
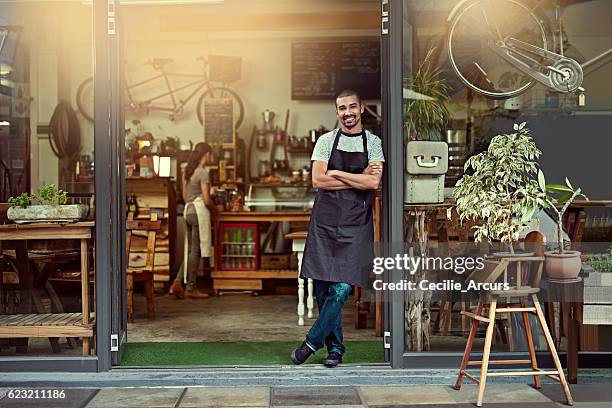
{"left": 300, "top": 129, "right": 374, "bottom": 288}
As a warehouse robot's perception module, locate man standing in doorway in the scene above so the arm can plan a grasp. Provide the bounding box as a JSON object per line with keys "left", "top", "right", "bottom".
{"left": 291, "top": 90, "right": 384, "bottom": 367}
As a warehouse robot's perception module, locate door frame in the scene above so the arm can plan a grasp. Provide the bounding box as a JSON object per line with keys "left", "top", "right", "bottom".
{"left": 380, "top": 0, "right": 406, "bottom": 369}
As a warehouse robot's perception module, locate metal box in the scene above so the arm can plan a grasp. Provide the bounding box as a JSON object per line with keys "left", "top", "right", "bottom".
{"left": 404, "top": 141, "right": 448, "bottom": 204}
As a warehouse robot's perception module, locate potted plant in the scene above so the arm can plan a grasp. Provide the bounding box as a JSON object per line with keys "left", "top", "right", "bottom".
{"left": 404, "top": 47, "right": 450, "bottom": 141}
{"left": 538, "top": 173, "right": 588, "bottom": 279}
{"left": 452, "top": 122, "right": 547, "bottom": 255}
{"left": 7, "top": 184, "right": 88, "bottom": 223}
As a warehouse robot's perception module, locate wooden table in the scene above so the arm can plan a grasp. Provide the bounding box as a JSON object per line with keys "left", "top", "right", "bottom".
{"left": 211, "top": 211, "right": 311, "bottom": 293}
{"left": 285, "top": 231, "right": 313, "bottom": 326}
{"left": 0, "top": 222, "right": 94, "bottom": 355}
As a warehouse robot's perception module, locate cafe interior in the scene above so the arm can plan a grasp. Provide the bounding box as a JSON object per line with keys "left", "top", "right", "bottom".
{"left": 1, "top": 0, "right": 612, "bottom": 369}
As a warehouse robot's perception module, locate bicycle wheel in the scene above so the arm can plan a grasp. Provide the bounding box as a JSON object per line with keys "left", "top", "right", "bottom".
{"left": 76, "top": 77, "right": 94, "bottom": 122}
{"left": 447, "top": 0, "right": 550, "bottom": 99}
{"left": 196, "top": 86, "right": 245, "bottom": 130}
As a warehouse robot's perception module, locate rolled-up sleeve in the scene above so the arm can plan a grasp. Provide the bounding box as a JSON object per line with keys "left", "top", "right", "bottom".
{"left": 310, "top": 134, "right": 331, "bottom": 162}
{"left": 368, "top": 136, "right": 385, "bottom": 163}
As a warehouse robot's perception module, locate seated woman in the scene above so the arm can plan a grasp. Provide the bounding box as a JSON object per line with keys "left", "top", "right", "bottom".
{"left": 169, "top": 142, "right": 216, "bottom": 299}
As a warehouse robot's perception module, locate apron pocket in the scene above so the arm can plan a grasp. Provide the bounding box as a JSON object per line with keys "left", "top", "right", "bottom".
{"left": 340, "top": 201, "right": 371, "bottom": 226}
{"left": 312, "top": 194, "right": 342, "bottom": 226}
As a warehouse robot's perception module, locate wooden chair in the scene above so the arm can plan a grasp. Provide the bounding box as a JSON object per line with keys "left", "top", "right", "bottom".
{"left": 126, "top": 214, "right": 160, "bottom": 323}
{"left": 454, "top": 239, "right": 573, "bottom": 407}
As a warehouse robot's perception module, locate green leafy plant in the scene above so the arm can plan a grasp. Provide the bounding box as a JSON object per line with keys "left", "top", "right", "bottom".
{"left": 452, "top": 122, "right": 547, "bottom": 253}
{"left": 404, "top": 47, "right": 450, "bottom": 141}
{"left": 538, "top": 174, "right": 588, "bottom": 254}
{"left": 8, "top": 184, "right": 67, "bottom": 208}
{"left": 8, "top": 192, "right": 32, "bottom": 209}
{"left": 35, "top": 184, "right": 68, "bottom": 206}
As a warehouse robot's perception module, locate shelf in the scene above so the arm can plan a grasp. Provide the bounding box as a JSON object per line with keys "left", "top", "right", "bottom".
{"left": 221, "top": 255, "right": 256, "bottom": 258}
{"left": 0, "top": 313, "right": 94, "bottom": 337}
{"left": 221, "top": 241, "right": 255, "bottom": 244}
{"left": 212, "top": 269, "right": 298, "bottom": 279}
{"left": 287, "top": 148, "right": 312, "bottom": 154}
{"left": 256, "top": 129, "right": 277, "bottom": 135}
{"left": 206, "top": 165, "right": 235, "bottom": 170}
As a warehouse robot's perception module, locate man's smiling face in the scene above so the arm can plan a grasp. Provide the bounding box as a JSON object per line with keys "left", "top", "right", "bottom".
{"left": 336, "top": 95, "right": 364, "bottom": 131}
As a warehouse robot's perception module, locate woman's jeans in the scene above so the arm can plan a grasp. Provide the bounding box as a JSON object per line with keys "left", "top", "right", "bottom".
{"left": 305, "top": 280, "right": 352, "bottom": 356}
{"left": 174, "top": 206, "right": 200, "bottom": 290}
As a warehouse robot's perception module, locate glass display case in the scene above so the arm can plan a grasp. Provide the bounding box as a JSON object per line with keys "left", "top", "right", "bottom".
{"left": 244, "top": 183, "right": 315, "bottom": 211}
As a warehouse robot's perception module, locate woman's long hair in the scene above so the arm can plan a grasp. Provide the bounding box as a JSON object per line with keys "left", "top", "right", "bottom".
{"left": 184, "top": 142, "right": 212, "bottom": 184}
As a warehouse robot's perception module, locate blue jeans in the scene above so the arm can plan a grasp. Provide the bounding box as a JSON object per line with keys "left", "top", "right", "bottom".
{"left": 305, "top": 280, "right": 352, "bottom": 356}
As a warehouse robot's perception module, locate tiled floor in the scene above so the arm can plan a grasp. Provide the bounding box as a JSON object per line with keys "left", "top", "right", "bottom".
{"left": 0, "top": 384, "right": 609, "bottom": 407}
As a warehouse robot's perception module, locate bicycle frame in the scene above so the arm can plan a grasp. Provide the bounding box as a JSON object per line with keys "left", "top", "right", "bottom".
{"left": 124, "top": 68, "right": 211, "bottom": 116}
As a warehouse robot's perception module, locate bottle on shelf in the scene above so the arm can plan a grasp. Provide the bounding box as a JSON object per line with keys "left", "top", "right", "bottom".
{"left": 128, "top": 193, "right": 138, "bottom": 215}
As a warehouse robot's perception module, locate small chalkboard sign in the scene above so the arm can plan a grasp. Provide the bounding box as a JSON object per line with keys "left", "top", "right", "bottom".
{"left": 203, "top": 98, "right": 234, "bottom": 145}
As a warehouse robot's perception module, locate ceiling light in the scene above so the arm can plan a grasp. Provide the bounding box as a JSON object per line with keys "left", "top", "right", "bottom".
{"left": 0, "top": 121, "right": 10, "bottom": 126}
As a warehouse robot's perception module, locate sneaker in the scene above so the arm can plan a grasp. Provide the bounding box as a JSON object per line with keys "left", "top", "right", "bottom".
{"left": 169, "top": 281, "right": 185, "bottom": 299}
{"left": 323, "top": 352, "right": 342, "bottom": 367}
{"left": 291, "top": 342, "right": 314, "bottom": 365}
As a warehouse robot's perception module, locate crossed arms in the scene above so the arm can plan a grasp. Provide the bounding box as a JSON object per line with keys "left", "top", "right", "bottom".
{"left": 311, "top": 160, "right": 383, "bottom": 191}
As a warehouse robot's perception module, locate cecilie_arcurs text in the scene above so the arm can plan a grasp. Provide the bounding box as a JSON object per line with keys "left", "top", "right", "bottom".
{"left": 372, "top": 279, "right": 510, "bottom": 292}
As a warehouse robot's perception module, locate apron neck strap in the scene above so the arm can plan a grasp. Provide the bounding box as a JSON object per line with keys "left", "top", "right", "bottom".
{"left": 361, "top": 130, "right": 368, "bottom": 154}
{"left": 331, "top": 128, "right": 342, "bottom": 153}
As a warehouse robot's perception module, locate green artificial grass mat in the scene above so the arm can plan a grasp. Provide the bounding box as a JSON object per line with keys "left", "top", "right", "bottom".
{"left": 121, "top": 341, "right": 384, "bottom": 366}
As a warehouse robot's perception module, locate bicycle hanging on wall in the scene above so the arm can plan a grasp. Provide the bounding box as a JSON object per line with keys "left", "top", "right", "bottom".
{"left": 447, "top": 0, "right": 612, "bottom": 102}
{"left": 76, "top": 55, "right": 245, "bottom": 129}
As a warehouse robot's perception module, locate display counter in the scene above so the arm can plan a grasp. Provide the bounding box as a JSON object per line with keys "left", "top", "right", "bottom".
{"left": 211, "top": 210, "right": 311, "bottom": 294}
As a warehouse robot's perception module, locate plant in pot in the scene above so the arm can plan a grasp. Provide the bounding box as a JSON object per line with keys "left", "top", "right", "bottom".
{"left": 538, "top": 173, "right": 588, "bottom": 280}
{"left": 452, "top": 122, "right": 547, "bottom": 255}
{"left": 7, "top": 184, "right": 88, "bottom": 223}
{"left": 404, "top": 47, "right": 450, "bottom": 141}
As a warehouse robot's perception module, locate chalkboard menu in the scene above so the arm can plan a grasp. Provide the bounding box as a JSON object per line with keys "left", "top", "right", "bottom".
{"left": 203, "top": 99, "right": 234, "bottom": 145}
{"left": 292, "top": 41, "right": 380, "bottom": 100}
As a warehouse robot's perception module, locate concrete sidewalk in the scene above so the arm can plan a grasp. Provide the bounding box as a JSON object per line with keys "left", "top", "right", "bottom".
{"left": 0, "top": 383, "right": 611, "bottom": 407}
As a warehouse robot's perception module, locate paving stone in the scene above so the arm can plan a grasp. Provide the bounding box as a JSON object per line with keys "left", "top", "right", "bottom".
{"left": 370, "top": 404, "right": 558, "bottom": 408}
{"left": 86, "top": 387, "right": 182, "bottom": 407}
{"left": 0, "top": 388, "right": 98, "bottom": 408}
{"left": 179, "top": 386, "right": 269, "bottom": 407}
{"left": 539, "top": 384, "right": 612, "bottom": 404}
{"left": 449, "top": 384, "right": 554, "bottom": 404}
{"left": 271, "top": 386, "right": 362, "bottom": 406}
{"left": 273, "top": 406, "right": 364, "bottom": 408}
{"left": 359, "top": 385, "right": 455, "bottom": 406}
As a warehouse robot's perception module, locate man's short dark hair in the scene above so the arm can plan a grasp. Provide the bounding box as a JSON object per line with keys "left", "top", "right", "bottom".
{"left": 335, "top": 89, "right": 362, "bottom": 106}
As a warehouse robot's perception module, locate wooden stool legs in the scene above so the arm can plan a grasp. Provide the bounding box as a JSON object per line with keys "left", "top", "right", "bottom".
{"left": 521, "top": 297, "right": 541, "bottom": 389}
{"left": 476, "top": 298, "right": 497, "bottom": 406}
{"left": 145, "top": 275, "right": 155, "bottom": 320}
{"left": 126, "top": 272, "right": 155, "bottom": 324}
{"left": 532, "top": 294, "right": 573, "bottom": 405}
{"left": 454, "top": 296, "right": 484, "bottom": 390}
{"left": 127, "top": 274, "right": 134, "bottom": 324}
{"left": 455, "top": 294, "right": 573, "bottom": 407}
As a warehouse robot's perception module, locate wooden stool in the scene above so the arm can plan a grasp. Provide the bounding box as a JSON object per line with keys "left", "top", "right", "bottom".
{"left": 454, "top": 255, "right": 573, "bottom": 407}
{"left": 126, "top": 214, "right": 160, "bottom": 323}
